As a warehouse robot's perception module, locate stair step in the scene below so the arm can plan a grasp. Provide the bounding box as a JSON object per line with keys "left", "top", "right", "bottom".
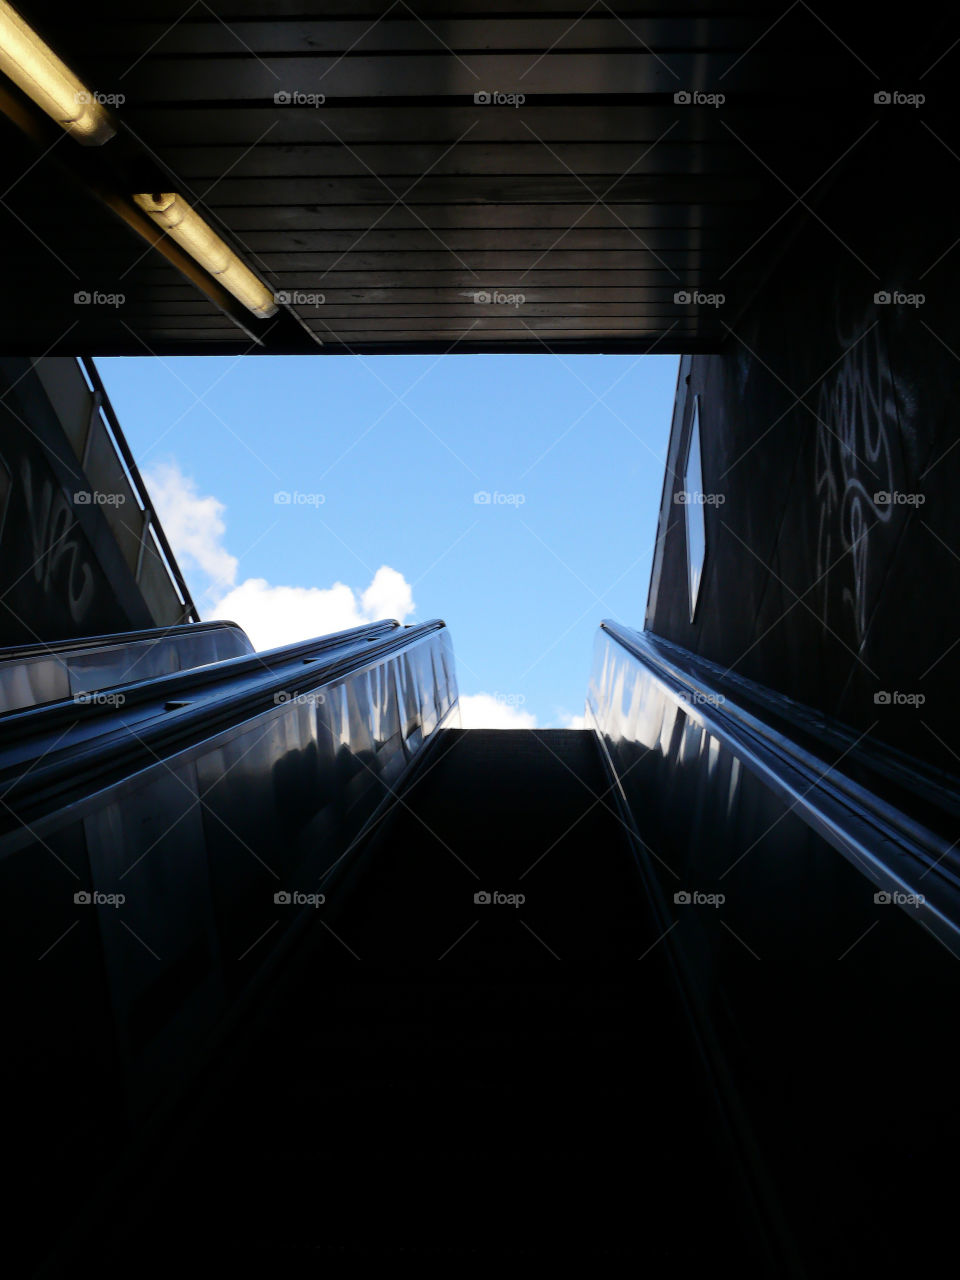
{"left": 92, "top": 729, "right": 759, "bottom": 1269}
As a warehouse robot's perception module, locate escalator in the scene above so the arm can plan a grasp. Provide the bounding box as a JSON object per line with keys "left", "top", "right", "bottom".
{"left": 3, "top": 617, "right": 959, "bottom": 1275}
{"left": 0, "top": 619, "right": 252, "bottom": 714}
{"left": 77, "top": 727, "right": 769, "bottom": 1270}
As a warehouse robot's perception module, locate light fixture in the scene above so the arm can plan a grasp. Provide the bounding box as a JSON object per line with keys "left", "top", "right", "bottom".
{"left": 0, "top": 1, "right": 114, "bottom": 144}
{"left": 133, "top": 193, "right": 278, "bottom": 320}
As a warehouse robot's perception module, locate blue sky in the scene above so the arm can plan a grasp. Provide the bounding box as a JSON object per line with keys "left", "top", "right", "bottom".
{"left": 97, "top": 352, "right": 678, "bottom": 727}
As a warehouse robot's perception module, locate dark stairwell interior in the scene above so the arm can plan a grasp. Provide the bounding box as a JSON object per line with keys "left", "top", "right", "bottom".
{"left": 72, "top": 729, "right": 765, "bottom": 1271}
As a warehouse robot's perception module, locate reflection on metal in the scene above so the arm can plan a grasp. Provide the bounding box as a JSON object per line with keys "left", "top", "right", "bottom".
{"left": 587, "top": 620, "right": 960, "bottom": 954}
{"left": 0, "top": 618, "right": 458, "bottom": 1115}
{"left": 0, "top": 619, "right": 253, "bottom": 714}
{"left": 682, "top": 396, "right": 706, "bottom": 623}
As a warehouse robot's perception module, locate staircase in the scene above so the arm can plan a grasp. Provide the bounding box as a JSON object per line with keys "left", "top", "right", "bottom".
{"left": 88, "top": 730, "right": 767, "bottom": 1270}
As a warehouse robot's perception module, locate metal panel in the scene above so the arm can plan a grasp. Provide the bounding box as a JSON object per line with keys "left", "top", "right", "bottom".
{"left": 585, "top": 619, "right": 960, "bottom": 1276}
{"left": 0, "top": 620, "right": 253, "bottom": 714}
{"left": 82, "top": 758, "right": 222, "bottom": 1113}
{"left": 587, "top": 621, "right": 960, "bottom": 954}
{"left": 0, "top": 653, "right": 71, "bottom": 712}
{"left": 0, "top": 622, "right": 458, "bottom": 1123}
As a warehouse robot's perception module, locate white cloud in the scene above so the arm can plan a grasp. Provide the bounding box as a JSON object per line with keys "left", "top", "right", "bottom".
{"left": 560, "top": 711, "right": 590, "bottom": 730}
{"left": 361, "top": 565, "right": 415, "bottom": 624}
{"left": 143, "top": 460, "right": 238, "bottom": 589}
{"left": 144, "top": 460, "right": 415, "bottom": 652}
{"left": 211, "top": 568, "right": 415, "bottom": 652}
{"left": 459, "top": 693, "right": 537, "bottom": 729}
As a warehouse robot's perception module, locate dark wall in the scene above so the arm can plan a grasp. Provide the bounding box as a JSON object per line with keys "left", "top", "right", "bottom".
{"left": 0, "top": 359, "right": 153, "bottom": 645}
{"left": 647, "top": 121, "right": 960, "bottom": 774}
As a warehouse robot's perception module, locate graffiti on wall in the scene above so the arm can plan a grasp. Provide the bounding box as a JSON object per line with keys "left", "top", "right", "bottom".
{"left": 814, "top": 312, "right": 901, "bottom": 644}
{"left": 18, "top": 456, "right": 95, "bottom": 624}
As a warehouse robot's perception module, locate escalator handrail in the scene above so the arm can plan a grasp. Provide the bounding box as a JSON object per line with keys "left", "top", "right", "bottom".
{"left": 597, "top": 620, "right": 960, "bottom": 948}
{"left": 0, "top": 619, "right": 252, "bottom": 665}
{"left": 0, "top": 619, "right": 446, "bottom": 833}
{"left": 613, "top": 624, "right": 960, "bottom": 818}
{"left": 0, "top": 619, "right": 400, "bottom": 746}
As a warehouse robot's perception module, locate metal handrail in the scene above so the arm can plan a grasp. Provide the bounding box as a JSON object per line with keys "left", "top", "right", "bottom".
{"left": 594, "top": 620, "right": 960, "bottom": 953}
{"left": 0, "top": 618, "right": 446, "bottom": 834}
{"left": 0, "top": 619, "right": 255, "bottom": 716}
{"left": 79, "top": 356, "right": 200, "bottom": 624}
{"left": 0, "top": 619, "right": 244, "bottom": 663}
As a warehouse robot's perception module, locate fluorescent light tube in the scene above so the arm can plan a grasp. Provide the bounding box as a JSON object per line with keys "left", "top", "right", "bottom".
{"left": 133, "top": 193, "right": 278, "bottom": 320}
{"left": 0, "top": 1, "right": 114, "bottom": 144}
